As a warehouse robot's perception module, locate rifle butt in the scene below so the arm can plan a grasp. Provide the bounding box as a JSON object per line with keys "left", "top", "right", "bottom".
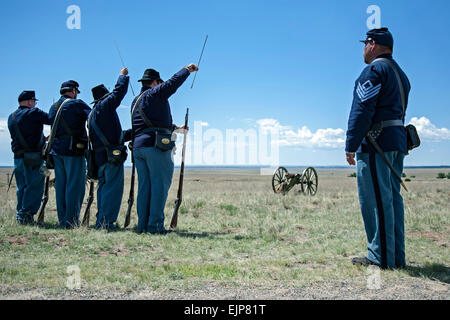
{"left": 82, "top": 209, "right": 90, "bottom": 227}
{"left": 124, "top": 190, "right": 134, "bottom": 228}
{"left": 170, "top": 199, "right": 181, "bottom": 230}
{"left": 124, "top": 206, "right": 132, "bottom": 228}
{"left": 37, "top": 177, "right": 50, "bottom": 223}
{"left": 169, "top": 212, "right": 178, "bottom": 230}
{"left": 37, "top": 199, "right": 47, "bottom": 223}
{"left": 82, "top": 182, "right": 95, "bottom": 227}
{"left": 124, "top": 162, "right": 136, "bottom": 229}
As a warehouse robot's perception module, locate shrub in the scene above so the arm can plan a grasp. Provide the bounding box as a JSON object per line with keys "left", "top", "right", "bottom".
{"left": 402, "top": 173, "right": 407, "bottom": 178}
{"left": 348, "top": 173, "right": 356, "bottom": 178}
{"left": 447, "top": 173, "right": 450, "bottom": 179}
{"left": 437, "top": 173, "right": 446, "bottom": 179}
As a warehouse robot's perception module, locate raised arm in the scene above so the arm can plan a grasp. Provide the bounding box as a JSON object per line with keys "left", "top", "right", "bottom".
{"left": 101, "top": 68, "right": 130, "bottom": 112}
{"left": 155, "top": 64, "right": 198, "bottom": 99}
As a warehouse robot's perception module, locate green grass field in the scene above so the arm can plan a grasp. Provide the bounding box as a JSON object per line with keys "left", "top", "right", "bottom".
{"left": 0, "top": 168, "right": 449, "bottom": 299}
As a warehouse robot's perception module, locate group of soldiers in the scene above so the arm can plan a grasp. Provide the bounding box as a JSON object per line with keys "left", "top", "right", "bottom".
{"left": 8, "top": 27, "right": 412, "bottom": 269}
{"left": 8, "top": 63, "right": 198, "bottom": 233}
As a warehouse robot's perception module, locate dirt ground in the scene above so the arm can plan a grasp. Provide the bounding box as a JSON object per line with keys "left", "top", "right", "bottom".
{"left": 1, "top": 278, "right": 448, "bottom": 300}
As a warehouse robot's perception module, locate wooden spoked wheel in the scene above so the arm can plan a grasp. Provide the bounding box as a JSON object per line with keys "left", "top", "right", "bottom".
{"left": 272, "top": 167, "right": 289, "bottom": 194}
{"left": 301, "top": 167, "right": 318, "bottom": 196}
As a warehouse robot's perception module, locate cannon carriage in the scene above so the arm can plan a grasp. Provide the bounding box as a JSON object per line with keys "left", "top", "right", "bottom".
{"left": 272, "top": 167, "right": 318, "bottom": 196}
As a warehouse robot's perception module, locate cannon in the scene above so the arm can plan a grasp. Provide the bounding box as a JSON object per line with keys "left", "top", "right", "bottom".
{"left": 272, "top": 167, "right": 318, "bottom": 196}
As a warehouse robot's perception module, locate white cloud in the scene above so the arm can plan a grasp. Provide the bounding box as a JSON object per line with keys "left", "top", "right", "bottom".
{"left": 256, "top": 119, "right": 345, "bottom": 149}
{"left": 0, "top": 119, "right": 8, "bottom": 132}
{"left": 0, "top": 119, "right": 12, "bottom": 165}
{"left": 409, "top": 117, "right": 450, "bottom": 141}
{"left": 256, "top": 118, "right": 290, "bottom": 134}
{"left": 0, "top": 118, "right": 51, "bottom": 136}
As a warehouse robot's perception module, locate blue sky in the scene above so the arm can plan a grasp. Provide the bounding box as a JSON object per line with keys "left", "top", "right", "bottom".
{"left": 1, "top": 0, "right": 449, "bottom": 167}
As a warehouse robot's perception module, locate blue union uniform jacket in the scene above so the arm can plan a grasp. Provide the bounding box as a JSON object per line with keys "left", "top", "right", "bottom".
{"left": 48, "top": 96, "right": 91, "bottom": 156}
{"left": 89, "top": 75, "right": 130, "bottom": 167}
{"left": 131, "top": 68, "right": 190, "bottom": 150}
{"left": 346, "top": 54, "right": 411, "bottom": 154}
{"left": 8, "top": 106, "right": 51, "bottom": 158}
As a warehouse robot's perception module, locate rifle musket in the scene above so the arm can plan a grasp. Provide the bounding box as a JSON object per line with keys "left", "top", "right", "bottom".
{"left": 170, "top": 107, "right": 189, "bottom": 230}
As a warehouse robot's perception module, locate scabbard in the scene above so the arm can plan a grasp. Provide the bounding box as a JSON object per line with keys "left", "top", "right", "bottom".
{"left": 366, "top": 135, "right": 408, "bottom": 192}
{"left": 7, "top": 170, "right": 15, "bottom": 192}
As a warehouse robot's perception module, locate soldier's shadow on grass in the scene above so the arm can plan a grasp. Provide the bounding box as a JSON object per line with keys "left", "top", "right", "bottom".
{"left": 126, "top": 227, "right": 257, "bottom": 240}
{"left": 127, "top": 227, "right": 220, "bottom": 238}
{"left": 36, "top": 222, "right": 62, "bottom": 230}
{"left": 404, "top": 263, "right": 450, "bottom": 284}
{"left": 173, "top": 231, "right": 228, "bottom": 239}
{"left": 173, "top": 230, "right": 258, "bottom": 240}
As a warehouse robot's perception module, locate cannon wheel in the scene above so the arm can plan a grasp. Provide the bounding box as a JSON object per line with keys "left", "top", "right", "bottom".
{"left": 301, "top": 167, "right": 318, "bottom": 196}
{"left": 272, "top": 167, "right": 289, "bottom": 194}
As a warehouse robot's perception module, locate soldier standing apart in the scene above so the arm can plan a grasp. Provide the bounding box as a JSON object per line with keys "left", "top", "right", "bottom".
{"left": 49, "top": 81, "right": 91, "bottom": 228}
{"left": 8, "top": 91, "right": 51, "bottom": 225}
{"left": 346, "top": 28, "right": 411, "bottom": 269}
{"left": 89, "top": 68, "right": 130, "bottom": 230}
{"left": 132, "top": 64, "right": 198, "bottom": 234}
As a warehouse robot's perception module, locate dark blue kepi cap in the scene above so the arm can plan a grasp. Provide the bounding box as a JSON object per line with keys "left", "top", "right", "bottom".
{"left": 18, "top": 91, "right": 38, "bottom": 103}
{"left": 60, "top": 80, "right": 81, "bottom": 94}
{"left": 361, "top": 27, "right": 394, "bottom": 49}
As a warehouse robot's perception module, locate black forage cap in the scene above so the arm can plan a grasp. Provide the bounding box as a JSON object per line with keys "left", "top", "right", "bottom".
{"left": 91, "top": 84, "right": 111, "bottom": 104}
{"left": 361, "top": 27, "right": 394, "bottom": 49}
{"left": 138, "top": 69, "right": 163, "bottom": 82}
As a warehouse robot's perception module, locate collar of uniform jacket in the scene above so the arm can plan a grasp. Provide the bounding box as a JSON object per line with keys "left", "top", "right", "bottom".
{"left": 373, "top": 53, "right": 393, "bottom": 62}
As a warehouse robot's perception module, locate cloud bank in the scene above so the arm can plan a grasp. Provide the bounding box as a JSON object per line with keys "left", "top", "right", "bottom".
{"left": 256, "top": 118, "right": 345, "bottom": 149}
{"left": 256, "top": 116, "right": 450, "bottom": 149}
{"left": 409, "top": 117, "right": 450, "bottom": 141}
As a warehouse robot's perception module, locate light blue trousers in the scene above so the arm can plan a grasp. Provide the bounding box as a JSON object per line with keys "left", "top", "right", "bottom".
{"left": 14, "top": 158, "right": 45, "bottom": 223}
{"left": 95, "top": 162, "right": 124, "bottom": 229}
{"left": 53, "top": 155, "right": 86, "bottom": 228}
{"left": 357, "top": 151, "right": 406, "bottom": 268}
{"left": 134, "top": 147, "right": 174, "bottom": 233}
